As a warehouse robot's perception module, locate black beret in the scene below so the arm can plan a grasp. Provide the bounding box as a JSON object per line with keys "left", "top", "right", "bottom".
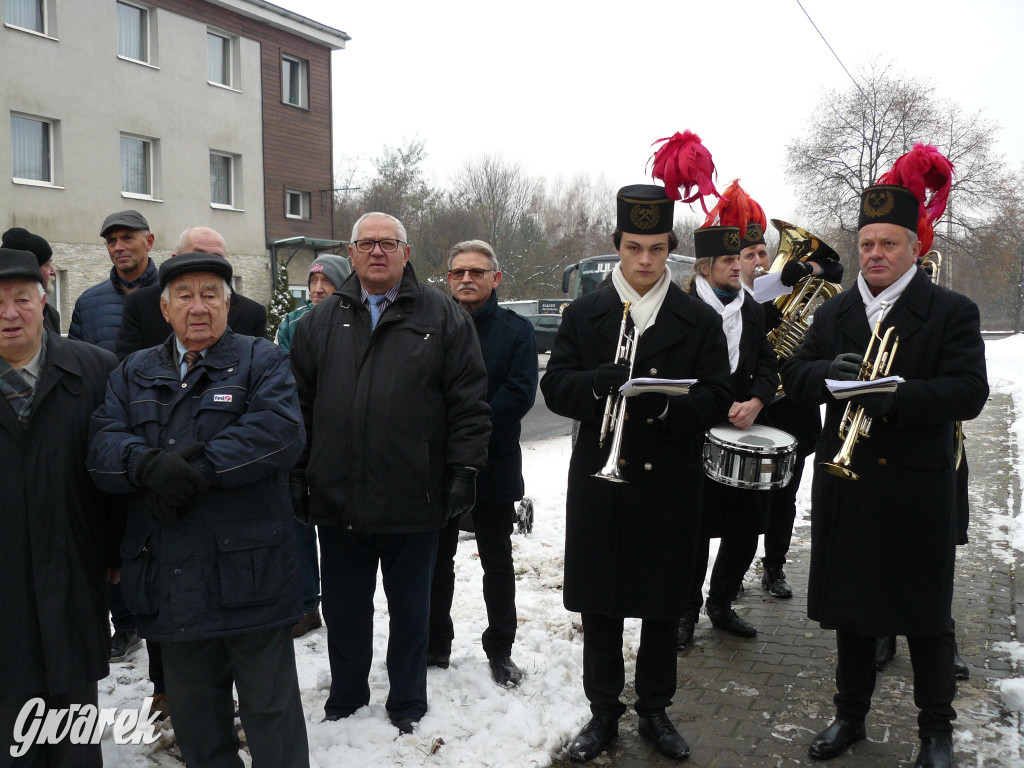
{"left": 858, "top": 185, "right": 919, "bottom": 232}
{"left": 0, "top": 248, "right": 44, "bottom": 285}
{"left": 616, "top": 184, "right": 675, "bottom": 235}
{"left": 101, "top": 210, "right": 150, "bottom": 237}
{"left": 693, "top": 226, "right": 742, "bottom": 260}
{"left": 158, "top": 252, "right": 233, "bottom": 291}
{"left": 1, "top": 228, "right": 52, "bottom": 266}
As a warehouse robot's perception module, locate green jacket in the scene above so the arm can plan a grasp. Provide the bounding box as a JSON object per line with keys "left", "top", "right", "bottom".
{"left": 276, "top": 301, "right": 312, "bottom": 353}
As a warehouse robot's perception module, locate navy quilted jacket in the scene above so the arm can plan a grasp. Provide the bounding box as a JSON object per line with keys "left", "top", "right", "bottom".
{"left": 69, "top": 259, "right": 158, "bottom": 351}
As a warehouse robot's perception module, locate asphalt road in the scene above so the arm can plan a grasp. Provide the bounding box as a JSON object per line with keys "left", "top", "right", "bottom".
{"left": 521, "top": 353, "right": 573, "bottom": 443}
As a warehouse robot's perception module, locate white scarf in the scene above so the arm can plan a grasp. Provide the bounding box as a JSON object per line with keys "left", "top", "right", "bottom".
{"left": 610, "top": 263, "right": 671, "bottom": 338}
{"left": 857, "top": 265, "right": 916, "bottom": 329}
{"left": 695, "top": 274, "right": 743, "bottom": 373}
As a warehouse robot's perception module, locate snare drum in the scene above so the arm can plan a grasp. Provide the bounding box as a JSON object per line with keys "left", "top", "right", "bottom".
{"left": 702, "top": 424, "right": 797, "bottom": 490}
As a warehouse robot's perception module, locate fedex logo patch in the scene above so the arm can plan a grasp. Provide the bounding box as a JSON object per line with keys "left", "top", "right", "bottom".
{"left": 213, "top": 394, "right": 233, "bottom": 403}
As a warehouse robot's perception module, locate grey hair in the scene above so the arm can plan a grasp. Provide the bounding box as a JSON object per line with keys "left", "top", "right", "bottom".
{"left": 175, "top": 228, "right": 193, "bottom": 254}
{"left": 447, "top": 240, "right": 499, "bottom": 272}
{"left": 175, "top": 226, "right": 226, "bottom": 255}
{"left": 351, "top": 212, "right": 408, "bottom": 244}
{"left": 36, "top": 282, "right": 46, "bottom": 298}
{"left": 905, "top": 227, "right": 919, "bottom": 246}
{"left": 161, "top": 278, "right": 232, "bottom": 303}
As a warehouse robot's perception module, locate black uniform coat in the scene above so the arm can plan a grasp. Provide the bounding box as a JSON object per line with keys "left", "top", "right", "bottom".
{"left": 780, "top": 268, "right": 988, "bottom": 635}
{"left": 690, "top": 288, "right": 779, "bottom": 538}
{"left": 115, "top": 283, "right": 268, "bottom": 359}
{"left": 0, "top": 333, "right": 120, "bottom": 698}
{"left": 541, "top": 283, "right": 733, "bottom": 620}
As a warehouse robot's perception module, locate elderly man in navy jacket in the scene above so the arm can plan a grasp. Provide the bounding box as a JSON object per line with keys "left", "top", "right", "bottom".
{"left": 428, "top": 239, "right": 537, "bottom": 687}
{"left": 88, "top": 253, "right": 308, "bottom": 768}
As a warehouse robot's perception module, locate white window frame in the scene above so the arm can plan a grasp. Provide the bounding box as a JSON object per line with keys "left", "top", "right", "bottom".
{"left": 210, "top": 151, "right": 242, "bottom": 210}
{"left": 288, "top": 283, "right": 309, "bottom": 303}
{"left": 117, "top": 0, "right": 155, "bottom": 66}
{"left": 4, "top": 0, "right": 57, "bottom": 37}
{"left": 207, "top": 29, "right": 237, "bottom": 89}
{"left": 281, "top": 54, "right": 308, "bottom": 108}
{"left": 285, "top": 190, "right": 311, "bottom": 220}
{"left": 10, "top": 112, "right": 61, "bottom": 187}
{"left": 120, "top": 133, "right": 160, "bottom": 200}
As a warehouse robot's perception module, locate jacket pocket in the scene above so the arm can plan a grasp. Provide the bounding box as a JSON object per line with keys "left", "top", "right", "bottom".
{"left": 214, "top": 522, "right": 286, "bottom": 607}
{"left": 119, "top": 527, "right": 158, "bottom": 616}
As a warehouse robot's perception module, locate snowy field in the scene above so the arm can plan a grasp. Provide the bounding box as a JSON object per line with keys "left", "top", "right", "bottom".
{"left": 97, "top": 335, "right": 1024, "bottom": 767}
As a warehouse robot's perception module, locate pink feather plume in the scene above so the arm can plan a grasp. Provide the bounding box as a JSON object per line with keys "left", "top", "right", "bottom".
{"left": 877, "top": 143, "right": 955, "bottom": 255}
{"left": 649, "top": 130, "right": 721, "bottom": 212}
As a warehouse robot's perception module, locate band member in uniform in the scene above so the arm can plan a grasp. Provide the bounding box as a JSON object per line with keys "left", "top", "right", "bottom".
{"left": 542, "top": 182, "right": 732, "bottom": 762}
{"left": 781, "top": 144, "right": 987, "bottom": 768}
{"left": 680, "top": 185, "right": 778, "bottom": 644}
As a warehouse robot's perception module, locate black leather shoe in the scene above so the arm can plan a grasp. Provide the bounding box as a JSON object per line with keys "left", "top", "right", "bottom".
{"left": 565, "top": 714, "right": 618, "bottom": 762}
{"left": 110, "top": 630, "right": 143, "bottom": 662}
{"left": 914, "top": 735, "right": 952, "bottom": 768}
{"left": 875, "top": 636, "right": 897, "bottom": 671}
{"left": 638, "top": 711, "right": 690, "bottom": 759}
{"left": 953, "top": 641, "right": 970, "bottom": 680}
{"left": 426, "top": 652, "right": 450, "bottom": 669}
{"left": 706, "top": 602, "right": 757, "bottom": 638}
{"left": 761, "top": 564, "right": 794, "bottom": 599}
{"left": 808, "top": 718, "right": 866, "bottom": 759}
{"left": 391, "top": 717, "right": 418, "bottom": 735}
{"left": 677, "top": 612, "right": 698, "bottom": 649}
{"left": 292, "top": 611, "right": 322, "bottom": 638}
{"left": 488, "top": 656, "right": 524, "bottom": 688}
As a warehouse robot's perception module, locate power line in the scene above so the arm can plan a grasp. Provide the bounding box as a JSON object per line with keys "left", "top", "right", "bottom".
{"left": 794, "top": 0, "right": 868, "bottom": 101}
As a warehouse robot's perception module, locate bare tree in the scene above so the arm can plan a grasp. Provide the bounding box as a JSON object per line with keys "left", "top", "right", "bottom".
{"left": 453, "top": 155, "right": 541, "bottom": 256}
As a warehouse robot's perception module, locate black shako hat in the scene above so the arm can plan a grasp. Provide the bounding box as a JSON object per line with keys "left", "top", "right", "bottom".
{"left": 2, "top": 228, "right": 52, "bottom": 266}
{"left": 0, "top": 248, "right": 45, "bottom": 284}
{"left": 741, "top": 222, "right": 765, "bottom": 248}
{"left": 158, "top": 252, "right": 233, "bottom": 291}
{"left": 858, "top": 184, "right": 919, "bottom": 232}
{"left": 616, "top": 185, "right": 675, "bottom": 235}
{"left": 693, "top": 226, "right": 742, "bottom": 260}
{"left": 100, "top": 209, "right": 150, "bottom": 238}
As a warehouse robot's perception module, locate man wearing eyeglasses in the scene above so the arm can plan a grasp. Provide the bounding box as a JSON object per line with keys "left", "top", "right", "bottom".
{"left": 289, "top": 213, "right": 490, "bottom": 733}
{"left": 427, "top": 240, "right": 537, "bottom": 688}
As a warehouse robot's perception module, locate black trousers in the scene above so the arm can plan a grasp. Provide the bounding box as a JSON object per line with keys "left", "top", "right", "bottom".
{"left": 0, "top": 684, "right": 101, "bottom": 768}
{"left": 148, "top": 640, "right": 165, "bottom": 695}
{"left": 581, "top": 613, "right": 677, "bottom": 719}
{"left": 161, "top": 625, "right": 308, "bottom": 768}
{"left": 688, "top": 534, "right": 759, "bottom": 612}
{"left": 318, "top": 526, "right": 437, "bottom": 722}
{"left": 762, "top": 456, "right": 807, "bottom": 567}
{"left": 428, "top": 500, "right": 517, "bottom": 659}
{"left": 833, "top": 628, "right": 956, "bottom": 738}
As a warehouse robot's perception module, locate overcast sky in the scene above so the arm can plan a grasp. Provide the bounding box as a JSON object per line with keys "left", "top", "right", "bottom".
{"left": 278, "top": 0, "right": 1024, "bottom": 226}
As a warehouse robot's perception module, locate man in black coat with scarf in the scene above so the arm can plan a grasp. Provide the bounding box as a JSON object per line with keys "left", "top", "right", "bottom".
{"left": 542, "top": 185, "right": 732, "bottom": 762}
{"left": 0, "top": 248, "right": 121, "bottom": 767}
{"left": 428, "top": 239, "right": 537, "bottom": 688}
{"left": 781, "top": 148, "right": 988, "bottom": 768}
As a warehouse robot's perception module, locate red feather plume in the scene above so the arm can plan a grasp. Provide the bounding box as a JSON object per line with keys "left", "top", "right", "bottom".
{"left": 877, "top": 143, "right": 955, "bottom": 254}
{"left": 648, "top": 130, "right": 721, "bottom": 212}
{"left": 702, "top": 179, "right": 766, "bottom": 238}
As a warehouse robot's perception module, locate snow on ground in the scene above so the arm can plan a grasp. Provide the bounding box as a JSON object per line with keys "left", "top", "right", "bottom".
{"left": 99, "top": 335, "right": 1023, "bottom": 766}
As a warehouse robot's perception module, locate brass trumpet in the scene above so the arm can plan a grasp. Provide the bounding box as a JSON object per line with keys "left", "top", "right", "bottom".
{"left": 821, "top": 302, "right": 899, "bottom": 481}
{"left": 594, "top": 301, "right": 637, "bottom": 483}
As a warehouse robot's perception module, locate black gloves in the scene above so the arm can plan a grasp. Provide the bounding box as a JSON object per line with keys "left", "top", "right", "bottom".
{"left": 446, "top": 466, "right": 478, "bottom": 520}
{"left": 593, "top": 361, "right": 630, "bottom": 396}
{"left": 828, "top": 353, "right": 863, "bottom": 381}
{"left": 290, "top": 469, "right": 310, "bottom": 524}
{"left": 780, "top": 260, "right": 814, "bottom": 287}
{"left": 850, "top": 390, "right": 897, "bottom": 418}
{"left": 134, "top": 444, "right": 210, "bottom": 526}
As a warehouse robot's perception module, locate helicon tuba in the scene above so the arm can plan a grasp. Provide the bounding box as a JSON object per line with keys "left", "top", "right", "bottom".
{"left": 765, "top": 220, "right": 843, "bottom": 360}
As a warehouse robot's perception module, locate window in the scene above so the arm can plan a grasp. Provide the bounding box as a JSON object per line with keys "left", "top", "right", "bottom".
{"left": 11, "top": 114, "right": 53, "bottom": 183}
{"left": 210, "top": 152, "right": 241, "bottom": 208}
{"left": 117, "top": 1, "right": 149, "bottom": 62}
{"left": 289, "top": 284, "right": 309, "bottom": 303}
{"left": 120, "top": 134, "right": 153, "bottom": 197}
{"left": 282, "top": 54, "right": 308, "bottom": 108}
{"left": 285, "top": 190, "right": 311, "bottom": 220}
{"left": 5, "top": 0, "right": 43, "bottom": 32}
{"left": 207, "top": 30, "right": 234, "bottom": 87}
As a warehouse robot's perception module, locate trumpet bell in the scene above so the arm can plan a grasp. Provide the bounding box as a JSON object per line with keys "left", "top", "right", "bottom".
{"left": 821, "top": 461, "right": 859, "bottom": 481}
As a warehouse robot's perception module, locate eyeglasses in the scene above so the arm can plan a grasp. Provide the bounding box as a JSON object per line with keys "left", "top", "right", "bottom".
{"left": 449, "top": 268, "right": 493, "bottom": 279}
{"left": 353, "top": 238, "right": 406, "bottom": 253}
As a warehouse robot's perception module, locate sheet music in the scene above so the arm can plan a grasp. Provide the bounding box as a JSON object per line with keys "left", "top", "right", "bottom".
{"left": 753, "top": 272, "right": 789, "bottom": 303}
{"left": 619, "top": 378, "right": 696, "bottom": 397}
{"left": 826, "top": 376, "right": 904, "bottom": 398}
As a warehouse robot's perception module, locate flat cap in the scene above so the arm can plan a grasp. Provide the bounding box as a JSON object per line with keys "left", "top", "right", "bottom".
{"left": 0, "top": 248, "right": 44, "bottom": 284}
{"left": 100, "top": 210, "right": 150, "bottom": 237}
{"left": 1, "top": 228, "right": 52, "bottom": 266}
{"left": 158, "top": 252, "right": 233, "bottom": 291}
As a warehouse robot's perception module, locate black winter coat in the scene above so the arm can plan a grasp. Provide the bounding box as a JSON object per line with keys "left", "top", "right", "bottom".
{"left": 87, "top": 331, "right": 305, "bottom": 641}
{"left": 1, "top": 333, "right": 121, "bottom": 697}
{"left": 467, "top": 292, "right": 537, "bottom": 502}
{"left": 290, "top": 263, "right": 491, "bottom": 532}
{"left": 115, "top": 283, "right": 268, "bottom": 359}
{"left": 781, "top": 268, "right": 988, "bottom": 635}
{"left": 541, "top": 283, "right": 733, "bottom": 619}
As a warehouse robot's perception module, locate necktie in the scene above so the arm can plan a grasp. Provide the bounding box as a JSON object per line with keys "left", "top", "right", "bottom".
{"left": 182, "top": 350, "right": 201, "bottom": 377}
{"left": 368, "top": 294, "right": 385, "bottom": 330}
